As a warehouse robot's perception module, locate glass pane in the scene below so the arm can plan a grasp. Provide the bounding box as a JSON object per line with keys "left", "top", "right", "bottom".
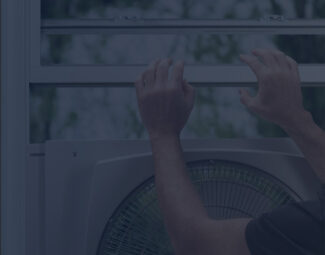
{"left": 29, "top": 86, "right": 325, "bottom": 143}
{"left": 41, "top": 0, "right": 325, "bottom": 19}
{"left": 41, "top": 34, "right": 325, "bottom": 65}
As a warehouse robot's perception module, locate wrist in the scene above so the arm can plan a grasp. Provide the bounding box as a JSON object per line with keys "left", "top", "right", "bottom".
{"left": 282, "top": 110, "right": 316, "bottom": 136}
{"left": 149, "top": 133, "right": 180, "bottom": 144}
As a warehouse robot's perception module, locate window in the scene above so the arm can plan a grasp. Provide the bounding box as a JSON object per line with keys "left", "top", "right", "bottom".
{"left": 3, "top": 1, "right": 325, "bottom": 255}
{"left": 4, "top": 1, "right": 325, "bottom": 255}
{"left": 28, "top": 0, "right": 325, "bottom": 143}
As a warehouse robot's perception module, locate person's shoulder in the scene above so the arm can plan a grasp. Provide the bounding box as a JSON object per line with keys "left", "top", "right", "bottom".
{"left": 245, "top": 200, "right": 324, "bottom": 255}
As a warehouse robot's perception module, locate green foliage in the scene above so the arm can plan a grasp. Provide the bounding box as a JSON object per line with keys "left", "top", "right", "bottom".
{"left": 188, "top": 88, "right": 238, "bottom": 138}
{"left": 30, "top": 86, "right": 57, "bottom": 143}
{"left": 42, "top": 36, "right": 72, "bottom": 64}
{"left": 269, "top": 0, "right": 283, "bottom": 16}
{"left": 313, "top": 0, "right": 325, "bottom": 18}
{"left": 124, "top": 104, "right": 146, "bottom": 139}
{"left": 57, "top": 112, "right": 79, "bottom": 136}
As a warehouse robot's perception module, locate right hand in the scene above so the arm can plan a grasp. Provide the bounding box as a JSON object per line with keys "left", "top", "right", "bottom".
{"left": 239, "top": 49, "right": 308, "bottom": 130}
{"left": 134, "top": 59, "right": 195, "bottom": 140}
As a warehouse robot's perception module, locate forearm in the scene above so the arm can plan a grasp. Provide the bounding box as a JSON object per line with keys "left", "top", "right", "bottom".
{"left": 150, "top": 135, "right": 208, "bottom": 252}
{"left": 283, "top": 111, "right": 325, "bottom": 183}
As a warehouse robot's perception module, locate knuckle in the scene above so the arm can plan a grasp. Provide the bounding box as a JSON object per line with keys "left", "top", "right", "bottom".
{"left": 286, "top": 56, "right": 298, "bottom": 66}
{"left": 160, "top": 59, "right": 169, "bottom": 67}
{"left": 273, "top": 70, "right": 286, "bottom": 79}
{"left": 158, "top": 64, "right": 168, "bottom": 73}
{"left": 166, "top": 86, "right": 179, "bottom": 93}
{"left": 148, "top": 67, "right": 155, "bottom": 72}
{"left": 251, "top": 59, "right": 259, "bottom": 66}
{"left": 275, "top": 52, "right": 285, "bottom": 58}
{"left": 259, "top": 49, "right": 268, "bottom": 55}
{"left": 291, "top": 59, "right": 298, "bottom": 67}
{"left": 249, "top": 103, "right": 259, "bottom": 111}
{"left": 261, "top": 69, "right": 273, "bottom": 78}
{"left": 143, "top": 70, "right": 151, "bottom": 78}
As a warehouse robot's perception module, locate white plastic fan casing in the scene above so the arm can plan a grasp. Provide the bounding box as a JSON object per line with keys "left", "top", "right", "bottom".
{"left": 36, "top": 139, "right": 321, "bottom": 255}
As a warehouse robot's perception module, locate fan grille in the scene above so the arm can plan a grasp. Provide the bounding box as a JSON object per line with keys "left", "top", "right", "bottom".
{"left": 97, "top": 159, "right": 300, "bottom": 255}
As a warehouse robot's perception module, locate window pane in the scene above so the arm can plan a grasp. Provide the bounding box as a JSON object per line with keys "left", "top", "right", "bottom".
{"left": 29, "top": 86, "right": 325, "bottom": 143}
{"left": 41, "top": 34, "right": 325, "bottom": 65}
{"left": 41, "top": 0, "right": 324, "bottom": 19}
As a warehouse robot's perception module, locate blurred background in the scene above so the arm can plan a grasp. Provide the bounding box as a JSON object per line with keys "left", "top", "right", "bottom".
{"left": 31, "top": 0, "right": 325, "bottom": 143}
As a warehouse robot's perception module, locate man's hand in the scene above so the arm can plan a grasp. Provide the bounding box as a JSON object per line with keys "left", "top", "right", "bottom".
{"left": 239, "top": 49, "right": 309, "bottom": 130}
{"left": 241, "top": 49, "right": 325, "bottom": 183}
{"left": 135, "top": 59, "right": 195, "bottom": 139}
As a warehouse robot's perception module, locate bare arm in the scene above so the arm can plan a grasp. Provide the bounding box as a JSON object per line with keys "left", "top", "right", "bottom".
{"left": 150, "top": 135, "right": 208, "bottom": 253}
{"left": 282, "top": 113, "right": 325, "bottom": 182}
{"left": 240, "top": 49, "right": 325, "bottom": 183}
{"left": 135, "top": 59, "right": 251, "bottom": 255}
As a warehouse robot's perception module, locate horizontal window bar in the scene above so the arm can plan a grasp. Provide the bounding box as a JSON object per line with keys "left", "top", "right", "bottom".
{"left": 42, "top": 19, "right": 325, "bottom": 35}
{"left": 30, "top": 65, "right": 325, "bottom": 87}
{"left": 41, "top": 34, "right": 325, "bottom": 66}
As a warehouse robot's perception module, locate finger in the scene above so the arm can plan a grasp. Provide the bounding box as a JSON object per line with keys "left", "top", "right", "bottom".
{"left": 183, "top": 79, "right": 195, "bottom": 108}
{"left": 286, "top": 55, "right": 301, "bottom": 85}
{"left": 156, "top": 58, "right": 173, "bottom": 85}
{"left": 152, "top": 59, "right": 161, "bottom": 82}
{"left": 270, "top": 49, "right": 288, "bottom": 69}
{"left": 143, "top": 59, "right": 160, "bottom": 88}
{"left": 240, "top": 54, "right": 266, "bottom": 79}
{"left": 171, "top": 60, "right": 185, "bottom": 87}
{"left": 286, "top": 55, "right": 299, "bottom": 73}
{"left": 239, "top": 88, "right": 254, "bottom": 109}
{"left": 252, "top": 49, "right": 277, "bottom": 68}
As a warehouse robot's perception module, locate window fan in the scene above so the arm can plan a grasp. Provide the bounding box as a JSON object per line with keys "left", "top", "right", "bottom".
{"left": 97, "top": 159, "right": 299, "bottom": 255}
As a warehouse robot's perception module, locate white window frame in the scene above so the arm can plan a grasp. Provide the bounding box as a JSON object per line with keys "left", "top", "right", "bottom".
{"left": 1, "top": 0, "right": 29, "bottom": 254}
{"left": 30, "top": 0, "right": 325, "bottom": 86}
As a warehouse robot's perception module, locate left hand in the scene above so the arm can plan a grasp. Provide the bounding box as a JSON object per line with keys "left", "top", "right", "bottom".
{"left": 135, "top": 59, "right": 195, "bottom": 139}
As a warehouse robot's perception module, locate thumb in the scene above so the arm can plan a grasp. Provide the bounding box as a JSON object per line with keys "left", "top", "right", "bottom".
{"left": 239, "top": 88, "right": 254, "bottom": 109}
{"left": 183, "top": 79, "right": 195, "bottom": 106}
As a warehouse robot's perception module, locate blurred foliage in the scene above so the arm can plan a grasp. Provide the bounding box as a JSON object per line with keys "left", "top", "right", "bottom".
{"left": 30, "top": 86, "right": 57, "bottom": 143}
{"left": 31, "top": 0, "right": 325, "bottom": 142}
{"left": 42, "top": 0, "right": 155, "bottom": 18}
{"left": 188, "top": 87, "right": 238, "bottom": 138}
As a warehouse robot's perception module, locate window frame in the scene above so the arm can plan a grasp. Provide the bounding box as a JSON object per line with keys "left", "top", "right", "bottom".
{"left": 1, "top": 0, "right": 30, "bottom": 254}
